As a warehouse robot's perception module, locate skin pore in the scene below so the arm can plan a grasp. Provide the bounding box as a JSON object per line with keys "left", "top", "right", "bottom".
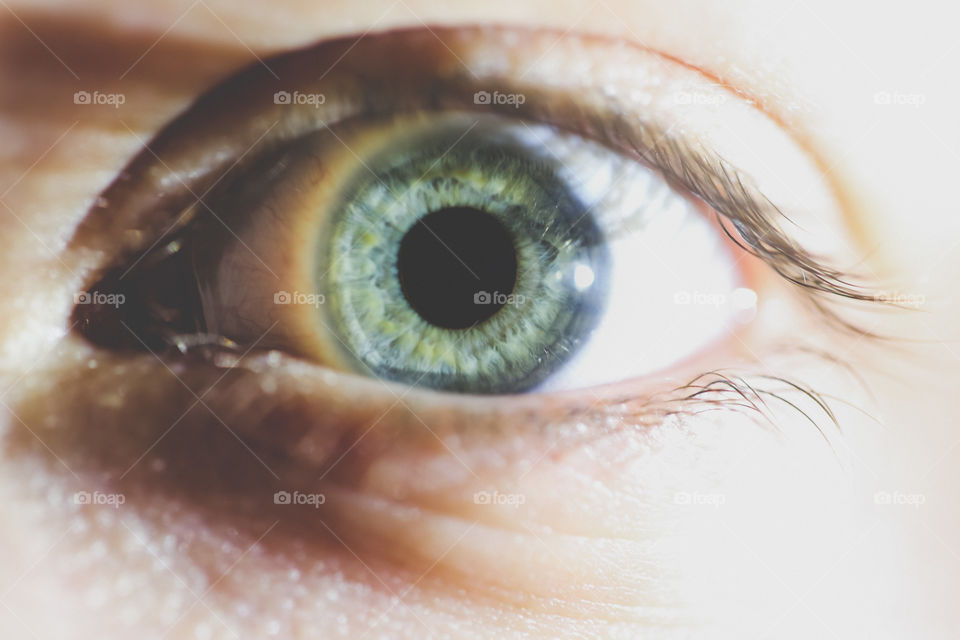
{"left": 2, "top": 1, "right": 960, "bottom": 638}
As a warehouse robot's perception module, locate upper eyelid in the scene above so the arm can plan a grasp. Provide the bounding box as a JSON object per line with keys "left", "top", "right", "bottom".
{"left": 65, "top": 24, "right": 880, "bottom": 313}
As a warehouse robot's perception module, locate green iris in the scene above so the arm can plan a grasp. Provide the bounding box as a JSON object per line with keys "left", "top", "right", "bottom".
{"left": 320, "top": 115, "right": 609, "bottom": 393}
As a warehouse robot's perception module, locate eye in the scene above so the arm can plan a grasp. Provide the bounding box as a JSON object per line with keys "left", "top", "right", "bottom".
{"left": 70, "top": 26, "right": 868, "bottom": 398}
{"left": 190, "top": 112, "right": 749, "bottom": 393}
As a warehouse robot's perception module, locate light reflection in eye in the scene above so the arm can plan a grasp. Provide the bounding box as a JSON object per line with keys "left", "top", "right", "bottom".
{"left": 573, "top": 264, "right": 596, "bottom": 290}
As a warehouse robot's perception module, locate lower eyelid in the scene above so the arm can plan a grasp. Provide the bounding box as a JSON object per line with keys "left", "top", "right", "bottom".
{"left": 6, "top": 339, "right": 622, "bottom": 474}
{"left": 11, "top": 329, "right": 848, "bottom": 480}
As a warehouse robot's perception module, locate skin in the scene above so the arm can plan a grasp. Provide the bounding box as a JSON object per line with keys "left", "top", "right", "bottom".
{"left": 1, "top": 0, "right": 959, "bottom": 638}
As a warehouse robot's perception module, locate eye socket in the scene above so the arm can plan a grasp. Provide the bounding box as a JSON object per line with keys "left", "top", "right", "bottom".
{"left": 69, "top": 25, "right": 873, "bottom": 398}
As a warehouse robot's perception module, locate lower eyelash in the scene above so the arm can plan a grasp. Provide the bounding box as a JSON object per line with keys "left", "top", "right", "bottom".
{"left": 568, "top": 348, "right": 875, "bottom": 462}
{"left": 672, "top": 371, "right": 843, "bottom": 448}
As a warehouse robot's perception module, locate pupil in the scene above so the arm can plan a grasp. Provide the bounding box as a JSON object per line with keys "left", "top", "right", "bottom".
{"left": 397, "top": 207, "right": 518, "bottom": 330}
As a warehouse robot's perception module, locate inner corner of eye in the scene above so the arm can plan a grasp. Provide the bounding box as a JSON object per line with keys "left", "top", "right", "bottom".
{"left": 76, "top": 111, "right": 754, "bottom": 396}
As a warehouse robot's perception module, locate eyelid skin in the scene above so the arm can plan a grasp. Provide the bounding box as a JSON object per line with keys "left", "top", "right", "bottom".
{"left": 65, "top": 25, "right": 872, "bottom": 312}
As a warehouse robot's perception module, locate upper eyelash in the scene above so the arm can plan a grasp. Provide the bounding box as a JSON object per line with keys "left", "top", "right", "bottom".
{"left": 569, "top": 108, "right": 885, "bottom": 309}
